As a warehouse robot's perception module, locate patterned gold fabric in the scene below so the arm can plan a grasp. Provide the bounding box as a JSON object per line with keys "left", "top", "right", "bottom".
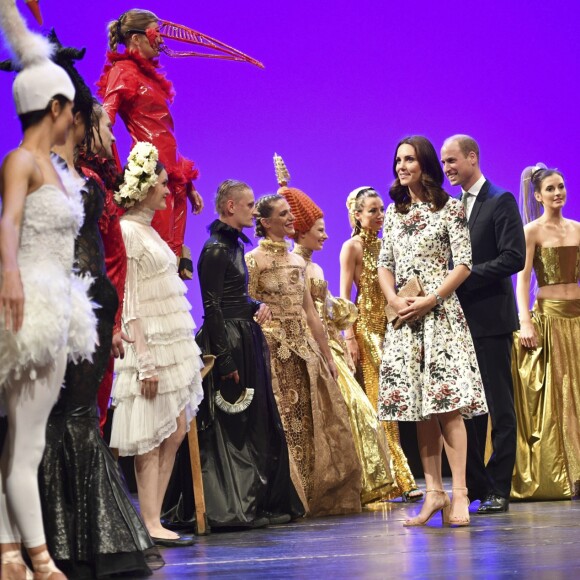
{"left": 512, "top": 299, "right": 580, "bottom": 500}
{"left": 295, "top": 244, "right": 395, "bottom": 504}
{"left": 353, "top": 228, "right": 417, "bottom": 496}
{"left": 245, "top": 241, "right": 362, "bottom": 516}
{"left": 533, "top": 246, "right": 580, "bottom": 287}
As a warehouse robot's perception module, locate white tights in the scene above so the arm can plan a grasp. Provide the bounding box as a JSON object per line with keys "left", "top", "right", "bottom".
{"left": 0, "top": 349, "right": 67, "bottom": 548}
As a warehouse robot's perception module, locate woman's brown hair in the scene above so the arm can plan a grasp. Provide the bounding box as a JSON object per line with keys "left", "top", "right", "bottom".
{"left": 389, "top": 135, "right": 448, "bottom": 214}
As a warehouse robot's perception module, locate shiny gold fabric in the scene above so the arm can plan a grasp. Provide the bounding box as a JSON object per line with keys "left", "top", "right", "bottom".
{"left": 511, "top": 299, "right": 580, "bottom": 500}
{"left": 295, "top": 244, "right": 395, "bottom": 505}
{"left": 354, "top": 228, "right": 417, "bottom": 496}
{"left": 534, "top": 246, "right": 580, "bottom": 287}
{"left": 245, "top": 241, "right": 362, "bottom": 516}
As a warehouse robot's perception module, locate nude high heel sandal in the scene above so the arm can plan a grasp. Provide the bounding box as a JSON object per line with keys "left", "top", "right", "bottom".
{"left": 30, "top": 550, "right": 65, "bottom": 580}
{"left": 403, "top": 489, "right": 451, "bottom": 527}
{"left": 1, "top": 549, "right": 34, "bottom": 579}
{"left": 449, "top": 487, "right": 471, "bottom": 527}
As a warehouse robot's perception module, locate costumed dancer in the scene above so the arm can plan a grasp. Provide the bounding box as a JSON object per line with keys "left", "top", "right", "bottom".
{"left": 188, "top": 179, "right": 304, "bottom": 527}
{"left": 77, "top": 102, "right": 128, "bottom": 435}
{"left": 340, "top": 187, "right": 422, "bottom": 502}
{"left": 0, "top": 1, "right": 97, "bottom": 577}
{"left": 111, "top": 142, "right": 204, "bottom": 547}
{"left": 275, "top": 154, "right": 395, "bottom": 505}
{"left": 37, "top": 34, "right": 163, "bottom": 578}
{"left": 98, "top": 8, "right": 203, "bottom": 267}
{"left": 511, "top": 164, "right": 580, "bottom": 500}
{"left": 377, "top": 136, "right": 487, "bottom": 527}
{"left": 245, "top": 194, "right": 362, "bottom": 516}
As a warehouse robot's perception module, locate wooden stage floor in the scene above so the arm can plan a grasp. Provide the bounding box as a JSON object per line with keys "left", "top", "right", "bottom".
{"left": 150, "top": 485, "right": 580, "bottom": 578}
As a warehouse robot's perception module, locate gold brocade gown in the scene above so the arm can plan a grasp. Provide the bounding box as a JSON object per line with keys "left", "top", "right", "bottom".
{"left": 511, "top": 245, "right": 580, "bottom": 500}
{"left": 245, "top": 240, "right": 362, "bottom": 516}
{"left": 294, "top": 245, "right": 395, "bottom": 504}
{"left": 354, "top": 228, "right": 417, "bottom": 497}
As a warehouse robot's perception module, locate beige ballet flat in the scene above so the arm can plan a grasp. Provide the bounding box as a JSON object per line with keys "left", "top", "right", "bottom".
{"left": 449, "top": 487, "right": 471, "bottom": 527}
{"left": 1, "top": 549, "right": 33, "bottom": 579}
{"left": 403, "top": 489, "right": 450, "bottom": 527}
{"left": 30, "top": 550, "right": 66, "bottom": 580}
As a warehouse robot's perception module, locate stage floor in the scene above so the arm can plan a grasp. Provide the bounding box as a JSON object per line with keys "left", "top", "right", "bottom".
{"left": 152, "top": 485, "right": 580, "bottom": 578}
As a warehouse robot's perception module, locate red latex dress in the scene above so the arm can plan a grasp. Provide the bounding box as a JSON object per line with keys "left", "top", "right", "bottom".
{"left": 97, "top": 50, "right": 198, "bottom": 256}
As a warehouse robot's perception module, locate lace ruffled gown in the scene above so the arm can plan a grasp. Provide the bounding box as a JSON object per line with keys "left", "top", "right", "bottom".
{"left": 38, "top": 168, "right": 163, "bottom": 579}
{"left": 111, "top": 206, "right": 204, "bottom": 457}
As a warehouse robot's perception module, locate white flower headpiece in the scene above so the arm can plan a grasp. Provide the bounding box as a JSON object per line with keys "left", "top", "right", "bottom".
{"left": 115, "top": 142, "right": 160, "bottom": 208}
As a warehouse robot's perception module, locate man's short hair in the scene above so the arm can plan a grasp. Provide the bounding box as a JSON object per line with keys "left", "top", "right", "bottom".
{"left": 446, "top": 134, "right": 480, "bottom": 162}
{"left": 215, "top": 179, "right": 251, "bottom": 215}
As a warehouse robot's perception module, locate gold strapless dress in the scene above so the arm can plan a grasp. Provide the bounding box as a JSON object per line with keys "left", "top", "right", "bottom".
{"left": 512, "top": 245, "right": 580, "bottom": 500}
{"left": 354, "top": 228, "right": 417, "bottom": 497}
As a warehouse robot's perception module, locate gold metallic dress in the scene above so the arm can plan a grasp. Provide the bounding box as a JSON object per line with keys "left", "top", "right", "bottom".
{"left": 512, "top": 245, "right": 580, "bottom": 500}
{"left": 294, "top": 245, "right": 395, "bottom": 504}
{"left": 245, "top": 240, "right": 362, "bottom": 516}
{"left": 353, "top": 228, "right": 417, "bottom": 497}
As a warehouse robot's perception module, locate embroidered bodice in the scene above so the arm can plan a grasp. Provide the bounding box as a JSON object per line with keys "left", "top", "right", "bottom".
{"left": 246, "top": 239, "right": 312, "bottom": 359}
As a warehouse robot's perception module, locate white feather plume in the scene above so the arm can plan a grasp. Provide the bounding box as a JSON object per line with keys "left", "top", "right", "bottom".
{"left": 0, "top": 0, "right": 53, "bottom": 68}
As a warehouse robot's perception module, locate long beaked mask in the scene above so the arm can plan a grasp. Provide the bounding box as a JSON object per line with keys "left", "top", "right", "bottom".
{"left": 25, "top": 0, "right": 42, "bottom": 24}
{"left": 157, "top": 19, "right": 264, "bottom": 68}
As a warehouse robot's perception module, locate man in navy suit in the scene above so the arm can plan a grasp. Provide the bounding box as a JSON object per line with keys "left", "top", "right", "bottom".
{"left": 440, "top": 135, "right": 525, "bottom": 513}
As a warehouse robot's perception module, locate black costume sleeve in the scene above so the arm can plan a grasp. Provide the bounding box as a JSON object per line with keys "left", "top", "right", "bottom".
{"left": 462, "top": 192, "right": 526, "bottom": 291}
{"left": 198, "top": 244, "right": 237, "bottom": 376}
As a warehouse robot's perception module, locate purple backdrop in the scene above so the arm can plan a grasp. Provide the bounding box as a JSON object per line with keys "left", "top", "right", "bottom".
{"left": 1, "top": 1, "right": 579, "bottom": 319}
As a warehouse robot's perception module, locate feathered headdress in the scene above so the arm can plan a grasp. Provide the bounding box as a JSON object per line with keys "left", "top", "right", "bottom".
{"left": 0, "top": 0, "right": 74, "bottom": 114}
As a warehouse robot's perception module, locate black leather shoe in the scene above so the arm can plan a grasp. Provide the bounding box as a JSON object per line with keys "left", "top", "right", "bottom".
{"left": 249, "top": 517, "right": 270, "bottom": 529}
{"left": 151, "top": 535, "right": 195, "bottom": 547}
{"left": 264, "top": 513, "right": 292, "bottom": 525}
{"left": 476, "top": 494, "right": 509, "bottom": 514}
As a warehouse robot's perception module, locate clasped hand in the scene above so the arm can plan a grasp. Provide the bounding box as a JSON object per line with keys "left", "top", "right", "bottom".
{"left": 395, "top": 295, "right": 436, "bottom": 323}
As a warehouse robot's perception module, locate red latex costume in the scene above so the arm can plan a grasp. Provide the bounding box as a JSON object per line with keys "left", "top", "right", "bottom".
{"left": 78, "top": 158, "right": 127, "bottom": 432}
{"left": 97, "top": 50, "right": 198, "bottom": 256}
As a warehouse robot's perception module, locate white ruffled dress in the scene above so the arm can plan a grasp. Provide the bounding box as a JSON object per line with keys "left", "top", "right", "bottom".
{"left": 0, "top": 161, "right": 98, "bottom": 411}
{"left": 111, "top": 206, "right": 204, "bottom": 456}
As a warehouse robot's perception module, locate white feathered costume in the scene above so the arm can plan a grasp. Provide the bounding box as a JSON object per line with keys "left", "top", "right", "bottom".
{"left": 0, "top": 0, "right": 98, "bottom": 405}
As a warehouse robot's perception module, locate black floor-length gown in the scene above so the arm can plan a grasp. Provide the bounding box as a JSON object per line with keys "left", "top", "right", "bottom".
{"left": 163, "top": 220, "right": 304, "bottom": 528}
{"left": 39, "top": 165, "right": 163, "bottom": 579}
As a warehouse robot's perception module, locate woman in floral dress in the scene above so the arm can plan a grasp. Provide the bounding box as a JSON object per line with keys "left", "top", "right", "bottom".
{"left": 377, "top": 136, "right": 487, "bottom": 527}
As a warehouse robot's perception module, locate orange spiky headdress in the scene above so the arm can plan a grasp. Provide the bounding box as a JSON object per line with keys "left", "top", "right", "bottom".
{"left": 273, "top": 153, "right": 323, "bottom": 237}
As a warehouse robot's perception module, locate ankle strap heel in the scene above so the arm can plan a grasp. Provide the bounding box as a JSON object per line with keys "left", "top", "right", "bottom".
{"left": 450, "top": 488, "right": 471, "bottom": 527}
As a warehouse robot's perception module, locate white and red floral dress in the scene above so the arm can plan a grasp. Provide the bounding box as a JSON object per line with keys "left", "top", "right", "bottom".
{"left": 377, "top": 198, "right": 487, "bottom": 421}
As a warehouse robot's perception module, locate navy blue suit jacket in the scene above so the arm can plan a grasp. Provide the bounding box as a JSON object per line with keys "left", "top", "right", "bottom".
{"left": 455, "top": 180, "right": 526, "bottom": 338}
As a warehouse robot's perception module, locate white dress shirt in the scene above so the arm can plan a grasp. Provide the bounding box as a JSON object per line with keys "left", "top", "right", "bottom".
{"left": 462, "top": 174, "right": 486, "bottom": 220}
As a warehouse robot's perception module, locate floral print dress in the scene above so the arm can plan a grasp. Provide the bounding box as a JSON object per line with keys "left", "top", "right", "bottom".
{"left": 377, "top": 198, "right": 487, "bottom": 421}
